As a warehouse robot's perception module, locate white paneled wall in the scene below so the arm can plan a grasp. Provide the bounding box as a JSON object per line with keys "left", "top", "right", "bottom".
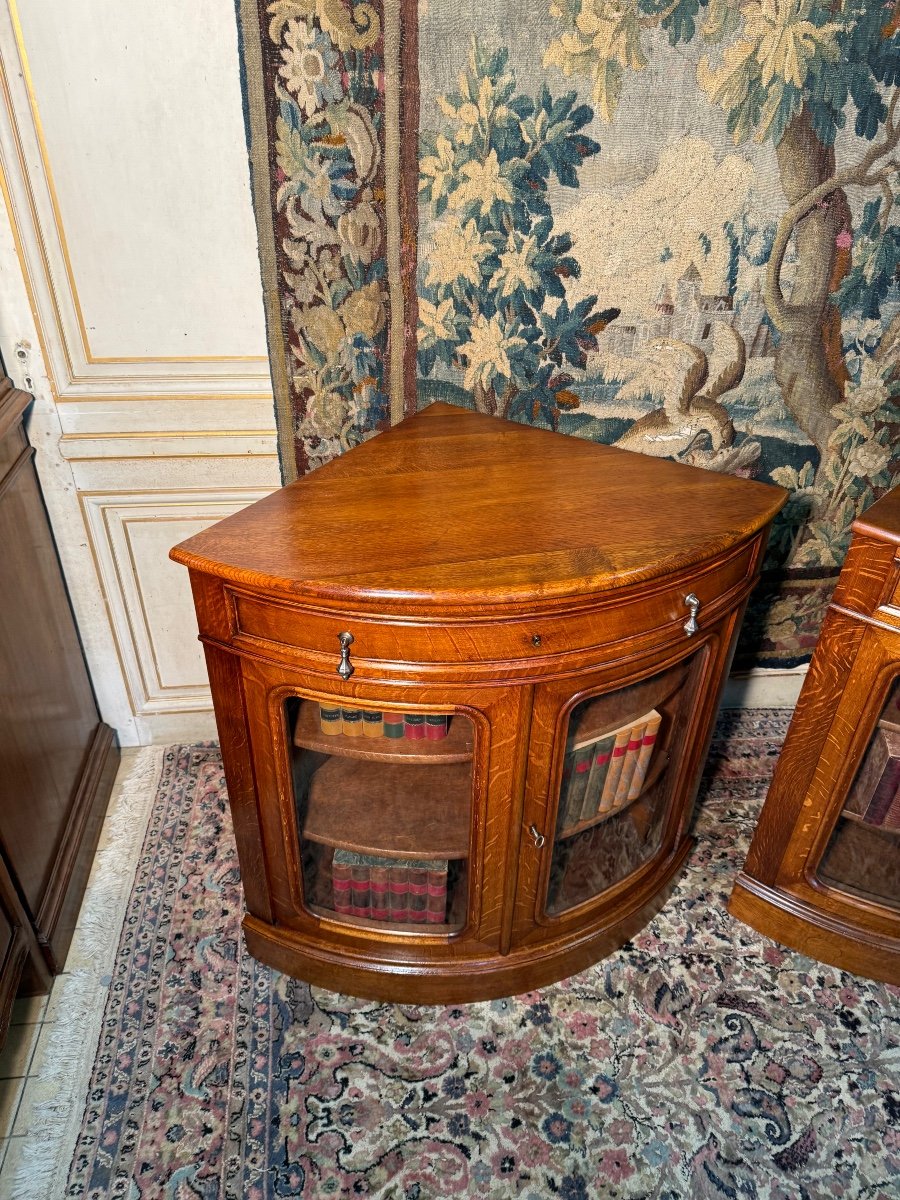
{"left": 0, "top": 0, "right": 280, "bottom": 744}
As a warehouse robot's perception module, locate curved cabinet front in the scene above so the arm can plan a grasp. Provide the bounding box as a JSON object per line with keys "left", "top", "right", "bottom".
{"left": 195, "top": 581, "right": 751, "bottom": 1003}
{"left": 172, "top": 402, "right": 785, "bottom": 1002}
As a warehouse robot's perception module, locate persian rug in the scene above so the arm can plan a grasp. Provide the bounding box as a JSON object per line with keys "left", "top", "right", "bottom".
{"left": 236, "top": 0, "right": 900, "bottom": 668}
{"left": 16, "top": 712, "right": 900, "bottom": 1199}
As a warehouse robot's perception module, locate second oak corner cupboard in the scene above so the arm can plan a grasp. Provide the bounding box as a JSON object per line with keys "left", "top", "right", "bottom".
{"left": 171, "top": 403, "right": 786, "bottom": 1002}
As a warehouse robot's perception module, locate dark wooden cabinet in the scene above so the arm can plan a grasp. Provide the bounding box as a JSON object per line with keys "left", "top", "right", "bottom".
{"left": 0, "top": 378, "right": 119, "bottom": 1038}
{"left": 172, "top": 403, "right": 785, "bottom": 1003}
{"left": 730, "top": 486, "right": 900, "bottom": 984}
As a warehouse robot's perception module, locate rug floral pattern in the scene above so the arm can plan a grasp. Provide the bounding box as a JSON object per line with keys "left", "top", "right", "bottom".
{"left": 67, "top": 715, "right": 900, "bottom": 1199}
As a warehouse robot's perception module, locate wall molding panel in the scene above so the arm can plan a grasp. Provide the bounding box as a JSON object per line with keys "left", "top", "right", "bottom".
{"left": 80, "top": 491, "right": 276, "bottom": 716}
{"left": 0, "top": 0, "right": 279, "bottom": 744}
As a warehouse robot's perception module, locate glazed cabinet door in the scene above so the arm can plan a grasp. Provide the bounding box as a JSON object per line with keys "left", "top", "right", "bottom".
{"left": 816, "top": 669, "right": 900, "bottom": 911}
{"left": 235, "top": 656, "right": 528, "bottom": 961}
{"left": 511, "top": 628, "right": 732, "bottom": 945}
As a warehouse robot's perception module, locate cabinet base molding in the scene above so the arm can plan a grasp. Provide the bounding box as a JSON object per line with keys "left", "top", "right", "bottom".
{"left": 729, "top": 875, "right": 900, "bottom": 986}
{"left": 243, "top": 838, "right": 693, "bottom": 1004}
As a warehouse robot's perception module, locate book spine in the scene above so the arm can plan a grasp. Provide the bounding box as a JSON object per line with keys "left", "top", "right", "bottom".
{"left": 425, "top": 867, "right": 448, "bottom": 924}
{"left": 882, "top": 784, "right": 900, "bottom": 831}
{"left": 627, "top": 712, "right": 662, "bottom": 802}
{"left": 567, "top": 745, "right": 593, "bottom": 822}
{"left": 425, "top": 714, "right": 449, "bottom": 740}
{"left": 387, "top": 867, "right": 409, "bottom": 922}
{"left": 404, "top": 714, "right": 426, "bottom": 740}
{"left": 331, "top": 857, "right": 354, "bottom": 915}
{"left": 599, "top": 729, "right": 632, "bottom": 814}
{"left": 407, "top": 872, "right": 429, "bottom": 920}
{"left": 368, "top": 863, "right": 390, "bottom": 921}
{"left": 341, "top": 708, "right": 364, "bottom": 737}
{"left": 383, "top": 712, "right": 405, "bottom": 740}
{"left": 865, "top": 757, "right": 900, "bottom": 826}
{"left": 362, "top": 710, "right": 384, "bottom": 739}
{"left": 319, "top": 705, "right": 343, "bottom": 736}
{"left": 579, "top": 736, "right": 615, "bottom": 823}
{"left": 557, "top": 752, "right": 576, "bottom": 829}
{"left": 349, "top": 863, "right": 370, "bottom": 917}
{"left": 614, "top": 722, "right": 647, "bottom": 808}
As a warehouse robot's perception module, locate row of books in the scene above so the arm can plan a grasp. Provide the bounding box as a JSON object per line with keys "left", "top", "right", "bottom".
{"left": 319, "top": 707, "right": 449, "bottom": 741}
{"left": 558, "top": 708, "right": 662, "bottom": 832}
{"left": 845, "top": 720, "right": 900, "bottom": 832}
{"left": 331, "top": 850, "right": 449, "bottom": 924}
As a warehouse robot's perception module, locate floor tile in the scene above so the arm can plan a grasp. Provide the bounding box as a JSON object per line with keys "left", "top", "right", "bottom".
{"left": 0, "top": 1077, "right": 24, "bottom": 1141}
{"left": 0, "top": 1133, "right": 31, "bottom": 1193}
{"left": 9, "top": 996, "right": 48, "bottom": 1027}
{"left": 0, "top": 1025, "right": 39, "bottom": 1081}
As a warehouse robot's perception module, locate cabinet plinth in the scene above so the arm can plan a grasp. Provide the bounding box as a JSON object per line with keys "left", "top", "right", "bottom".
{"left": 172, "top": 403, "right": 785, "bottom": 1003}
{"left": 730, "top": 485, "right": 900, "bottom": 984}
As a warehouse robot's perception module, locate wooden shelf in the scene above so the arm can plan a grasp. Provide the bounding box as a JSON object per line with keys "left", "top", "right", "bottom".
{"left": 569, "top": 664, "right": 688, "bottom": 747}
{"left": 558, "top": 752, "right": 670, "bottom": 840}
{"left": 839, "top": 808, "right": 900, "bottom": 838}
{"left": 302, "top": 756, "right": 472, "bottom": 859}
{"left": 310, "top": 904, "right": 465, "bottom": 936}
{"left": 294, "top": 701, "right": 473, "bottom": 764}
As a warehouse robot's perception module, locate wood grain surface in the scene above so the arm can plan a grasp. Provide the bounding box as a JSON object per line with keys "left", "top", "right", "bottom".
{"left": 171, "top": 403, "right": 786, "bottom": 607}
{"left": 176, "top": 405, "right": 785, "bottom": 1001}
{"left": 730, "top": 482, "right": 900, "bottom": 984}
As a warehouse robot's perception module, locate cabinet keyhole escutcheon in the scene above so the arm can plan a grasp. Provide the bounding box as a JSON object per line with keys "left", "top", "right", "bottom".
{"left": 683, "top": 593, "right": 701, "bottom": 637}
{"left": 337, "top": 631, "right": 355, "bottom": 680}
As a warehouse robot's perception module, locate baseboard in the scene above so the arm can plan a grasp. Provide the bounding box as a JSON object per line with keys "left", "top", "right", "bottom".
{"left": 36, "top": 722, "right": 120, "bottom": 973}
{"left": 721, "top": 666, "right": 808, "bottom": 709}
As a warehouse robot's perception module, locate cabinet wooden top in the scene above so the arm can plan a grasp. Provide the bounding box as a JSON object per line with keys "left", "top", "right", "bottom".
{"left": 171, "top": 404, "right": 786, "bottom": 608}
{"left": 852, "top": 483, "right": 900, "bottom": 545}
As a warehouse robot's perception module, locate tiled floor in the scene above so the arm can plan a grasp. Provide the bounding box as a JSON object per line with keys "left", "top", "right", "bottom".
{"left": 0, "top": 748, "right": 153, "bottom": 1199}
{"left": 0, "top": 991, "right": 55, "bottom": 1185}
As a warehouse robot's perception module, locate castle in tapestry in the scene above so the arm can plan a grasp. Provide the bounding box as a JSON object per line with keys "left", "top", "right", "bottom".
{"left": 599, "top": 265, "right": 771, "bottom": 362}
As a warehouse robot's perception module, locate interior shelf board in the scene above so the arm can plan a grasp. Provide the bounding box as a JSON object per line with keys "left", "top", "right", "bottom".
{"left": 309, "top": 904, "right": 464, "bottom": 936}
{"left": 294, "top": 701, "right": 473, "bottom": 763}
{"left": 570, "top": 665, "right": 688, "bottom": 747}
{"left": 303, "top": 756, "right": 472, "bottom": 859}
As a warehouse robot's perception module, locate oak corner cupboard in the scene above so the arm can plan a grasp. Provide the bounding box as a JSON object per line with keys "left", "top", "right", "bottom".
{"left": 729, "top": 485, "right": 900, "bottom": 985}
{"left": 171, "top": 403, "right": 786, "bottom": 1003}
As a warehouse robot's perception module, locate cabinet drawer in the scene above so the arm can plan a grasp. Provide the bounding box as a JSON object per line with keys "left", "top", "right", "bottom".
{"left": 226, "top": 538, "right": 759, "bottom": 670}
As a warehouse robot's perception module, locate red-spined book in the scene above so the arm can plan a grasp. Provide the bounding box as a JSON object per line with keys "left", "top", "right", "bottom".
{"left": 627, "top": 710, "right": 662, "bottom": 802}
{"left": 613, "top": 721, "right": 648, "bottom": 808}
{"left": 331, "top": 855, "right": 353, "bottom": 915}
{"left": 598, "top": 728, "right": 632, "bottom": 815}
{"left": 332, "top": 851, "right": 448, "bottom": 924}
{"left": 845, "top": 723, "right": 900, "bottom": 829}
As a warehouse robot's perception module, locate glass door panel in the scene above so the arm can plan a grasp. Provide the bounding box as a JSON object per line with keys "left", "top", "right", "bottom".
{"left": 546, "top": 651, "right": 706, "bottom": 916}
{"left": 285, "top": 697, "right": 474, "bottom": 932}
{"left": 817, "top": 677, "right": 900, "bottom": 912}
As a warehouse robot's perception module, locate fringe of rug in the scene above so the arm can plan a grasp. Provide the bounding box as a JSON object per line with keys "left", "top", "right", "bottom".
{"left": 10, "top": 746, "right": 166, "bottom": 1200}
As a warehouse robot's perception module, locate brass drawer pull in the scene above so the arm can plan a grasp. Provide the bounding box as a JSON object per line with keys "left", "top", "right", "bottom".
{"left": 683, "top": 593, "right": 700, "bottom": 637}
{"left": 337, "top": 631, "right": 355, "bottom": 680}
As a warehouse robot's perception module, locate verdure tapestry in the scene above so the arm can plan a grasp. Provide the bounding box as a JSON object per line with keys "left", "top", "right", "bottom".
{"left": 236, "top": 0, "right": 900, "bottom": 668}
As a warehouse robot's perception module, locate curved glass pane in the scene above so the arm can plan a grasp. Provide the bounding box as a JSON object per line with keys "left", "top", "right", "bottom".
{"left": 285, "top": 697, "right": 474, "bottom": 932}
{"left": 817, "top": 677, "right": 900, "bottom": 912}
{"left": 546, "top": 651, "right": 706, "bottom": 915}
